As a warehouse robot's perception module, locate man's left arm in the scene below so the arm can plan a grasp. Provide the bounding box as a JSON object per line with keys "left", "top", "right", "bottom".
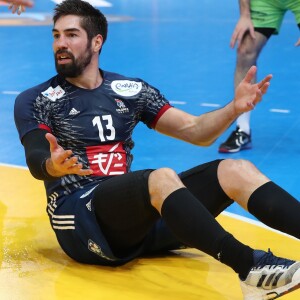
{"left": 155, "top": 66, "right": 272, "bottom": 146}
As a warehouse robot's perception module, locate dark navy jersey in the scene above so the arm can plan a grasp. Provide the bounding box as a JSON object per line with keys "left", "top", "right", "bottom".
{"left": 14, "top": 69, "right": 171, "bottom": 199}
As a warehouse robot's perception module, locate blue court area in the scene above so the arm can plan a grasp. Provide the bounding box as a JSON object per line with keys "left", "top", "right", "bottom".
{"left": 0, "top": 0, "right": 299, "bottom": 221}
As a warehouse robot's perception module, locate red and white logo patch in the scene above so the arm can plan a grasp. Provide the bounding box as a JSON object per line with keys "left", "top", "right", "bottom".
{"left": 86, "top": 142, "right": 127, "bottom": 176}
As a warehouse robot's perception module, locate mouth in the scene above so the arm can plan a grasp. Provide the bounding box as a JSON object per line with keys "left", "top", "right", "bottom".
{"left": 56, "top": 52, "right": 73, "bottom": 64}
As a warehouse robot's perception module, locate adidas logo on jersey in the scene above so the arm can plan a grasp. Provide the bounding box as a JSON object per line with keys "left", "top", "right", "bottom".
{"left": 69, "top": 108, "right": 80, "bottom": 115}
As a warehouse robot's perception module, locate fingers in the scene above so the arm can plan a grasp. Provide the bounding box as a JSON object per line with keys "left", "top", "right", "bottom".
{"left": 257, "top": 74, "right": 272, "bottom": 92}
{"left": 230, "top": 30, "right": 245, "bottom": 49}
{"left": 59, "top": 156, "right": 93, "bottom": 176}
{"left": 8, "top": 4, "right": 16, "bottom": 13}
{"left": 57, "top": 149, "right": 73, "bottom": 164}
{"left": 58, "top": 157, "right": 94, "bottom": 176}
{"left": 17, "top": 5, "right": 25, "bottom": 15}
{"left": 242, "top": 65, "right": 257, "bottom": 83}
{"left": 249, "top": 26, "right": 256, "bottom": 40}
{"left": 64, "top": 163, "right": 94, "bottom": 176}
{"left": 243, "top": 65, "right": 272, "bottom": 87}
{"left": 45, "top": 133, "right": 93, "bottom": 176}
{"left": 259, "top": 80, "right": 271, "bottom": 95}
{"left": 45, "top": 132, "right": 60, "bottom": 152}
{"left": 45, "top": 132, "right": 72, "bottom": 163}
{"left": 249, "top": 79, "right": 271, "bottom": 108}
{"left": 246, "top": 88, "right": 261, "bottom": 109}
{"left": 8, "top": 4, "right": 21, "bottom": 14}
{"left": 237, "top": 68, "right": 272, "bottom": 111}
{"left": 7, "top": 2, "right": 31, "bottom": 14}
{"left": 230, "top": 32, "right": 238, "bottom": 49}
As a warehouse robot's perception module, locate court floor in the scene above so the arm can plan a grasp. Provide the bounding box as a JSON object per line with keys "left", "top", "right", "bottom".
{"left": 0, "top": 0, "right": 300, "bottom": 299}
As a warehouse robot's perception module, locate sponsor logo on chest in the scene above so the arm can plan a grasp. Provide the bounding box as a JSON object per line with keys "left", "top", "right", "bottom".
{"left": 111, "top": 80, "right": 142, "bottom": 97}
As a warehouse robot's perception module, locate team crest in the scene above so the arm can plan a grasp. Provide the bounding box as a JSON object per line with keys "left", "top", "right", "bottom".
{"left": 115, "top": 99, "right": 129, "bottom": 113}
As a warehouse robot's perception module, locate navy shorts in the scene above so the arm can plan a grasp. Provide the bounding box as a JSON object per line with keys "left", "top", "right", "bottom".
{"left": 47, "top": 159, "right": 232, "bottom": 266}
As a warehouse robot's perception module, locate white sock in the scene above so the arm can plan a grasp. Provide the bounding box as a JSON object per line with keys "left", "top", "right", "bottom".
{"left": 236, "top": 112, "right": 251, "bottom": 135}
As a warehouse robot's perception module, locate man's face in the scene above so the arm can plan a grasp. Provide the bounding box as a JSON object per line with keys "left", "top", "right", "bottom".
{"left": 52, "top": 15, "right": 93, "bottom": 78}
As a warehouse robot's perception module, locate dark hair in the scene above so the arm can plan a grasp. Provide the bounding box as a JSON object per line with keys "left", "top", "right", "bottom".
{"left": 53, "top": 0, "right": 108, "bottom": 44}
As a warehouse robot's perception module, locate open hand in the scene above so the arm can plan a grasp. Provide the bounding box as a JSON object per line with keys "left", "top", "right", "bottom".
{"left": 230, "top": 16, "right": 256, "bottom": 49}
{"left": 233, "top": 66, "right": 272, "bottom": 115}
{"left": 45, "top": 133, "right": 93, "bottom": 177}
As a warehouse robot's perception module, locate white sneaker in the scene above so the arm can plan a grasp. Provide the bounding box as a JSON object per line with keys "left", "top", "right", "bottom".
{"left": 240, "top": 250, "right": 300, "bottom": 299}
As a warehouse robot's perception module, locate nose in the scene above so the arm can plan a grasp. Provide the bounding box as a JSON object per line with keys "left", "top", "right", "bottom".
{"left": 53, "top": 36, "right": 68, "bottom": 51}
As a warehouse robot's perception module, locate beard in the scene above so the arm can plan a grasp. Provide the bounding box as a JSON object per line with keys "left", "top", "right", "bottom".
{"left": 55, "top": 44, "right": 93, "bottom": 78}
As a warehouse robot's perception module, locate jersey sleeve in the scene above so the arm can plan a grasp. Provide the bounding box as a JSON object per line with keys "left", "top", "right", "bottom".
{"left": 14, "top": 87, "right": 52, "bottom": 143}
{"left": 139, "top": 81, "right": 172, "bottom": 128}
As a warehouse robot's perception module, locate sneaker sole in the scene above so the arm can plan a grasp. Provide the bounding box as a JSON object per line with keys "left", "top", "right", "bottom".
{"left": 219, "top": 142, "right": 252, "bottom": 153}
{"left": 218, "top": 144, "right": 252, "bottom": 153}
{"left": 240, "top": 267, "right": 300, "bottom": 300}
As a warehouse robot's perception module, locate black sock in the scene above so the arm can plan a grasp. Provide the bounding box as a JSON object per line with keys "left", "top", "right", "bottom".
{"left": 161, "top": 188, "right": 254, "bottom": 277}
{"left": 248, "top": 182, "right": 300, "bottom": 239}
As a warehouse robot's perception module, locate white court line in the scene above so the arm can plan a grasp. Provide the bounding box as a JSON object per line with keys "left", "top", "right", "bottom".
{"left": 0, "top": 92, "right": 292, "bottom": 116}
{"left": 170, "top": 101, "right": 186, "bottom": 105}
{"left": 0, "top": 162, "right": 296, "bottom": 240}
{"left": 200, "top": 103, "right": 221, "bottom": 107}
{"left": 0, "top": 162, "right": 28, "bottom": 169}
{"left": 2, "top": 91, "right": 20, "bottom": 95}
{"left": 269, "top": 108, "right": 290, "bottom": 113}
{"left": 170, "top": 101, "right": 221, "bottom": 107}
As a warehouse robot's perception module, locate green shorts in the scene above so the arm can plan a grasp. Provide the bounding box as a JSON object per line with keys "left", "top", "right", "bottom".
{"left": 250, "top": 0, "right": 300, "bottom": 34}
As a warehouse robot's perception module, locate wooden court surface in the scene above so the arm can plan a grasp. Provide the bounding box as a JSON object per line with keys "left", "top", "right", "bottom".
{"left": 1, "top": 165, "right": 300, "bottom": 300}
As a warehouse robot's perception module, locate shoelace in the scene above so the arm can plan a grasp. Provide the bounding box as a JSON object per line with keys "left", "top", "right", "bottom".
{"left": 255, "top": 249, "right": 295, "bottom": 269}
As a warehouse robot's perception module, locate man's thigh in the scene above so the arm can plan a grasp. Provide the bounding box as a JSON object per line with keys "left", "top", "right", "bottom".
{"left": 92, "top": 170, "right": 160, "bottom": 253}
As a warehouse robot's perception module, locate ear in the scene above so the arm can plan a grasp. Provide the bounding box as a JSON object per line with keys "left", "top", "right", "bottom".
{"left": 93, "top": 34, "right": 104, "bottom": 53}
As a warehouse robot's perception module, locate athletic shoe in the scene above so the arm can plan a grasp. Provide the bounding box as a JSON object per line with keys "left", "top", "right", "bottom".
{"left": 218, "top": 127, "right": 251, "bottom": 153}
{"left": 240, "top": 249, "right": 300, "bottom": 300}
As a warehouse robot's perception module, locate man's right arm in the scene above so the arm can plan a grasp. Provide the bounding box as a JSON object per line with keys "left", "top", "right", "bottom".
{"left": 22, "top": 130, "right": 93, "bottom": 180}
{"left": 22, "top": 129, "right": 59, "bottom": 181}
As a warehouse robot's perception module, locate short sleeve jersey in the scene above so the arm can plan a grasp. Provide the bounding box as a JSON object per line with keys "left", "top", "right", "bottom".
{"left": 14, "top": 70, "right": 171, "bottom": 199}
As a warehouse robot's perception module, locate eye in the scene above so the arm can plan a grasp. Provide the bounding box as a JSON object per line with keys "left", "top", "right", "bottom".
{"left": 68, "top": 33, "right": 77, "bottom": 38}
{"left": 53, "top": 33, "right": 60, "bottom": 39}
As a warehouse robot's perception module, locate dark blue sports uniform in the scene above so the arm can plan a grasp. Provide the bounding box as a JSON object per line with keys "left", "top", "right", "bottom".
{"left": 15, "top": 70, "right": 171, "bottom": 198}
{"left": 14, "top": 69, "right": 231, "bottom": 265}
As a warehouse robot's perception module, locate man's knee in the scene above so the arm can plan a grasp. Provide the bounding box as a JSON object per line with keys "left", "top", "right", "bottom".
{"left": 218, "top": 159, "right": 269, "bottom": 205}
{"left": 149, "top": 168, "right": 185, "bottom": 212}
{"left": 237, "top": 41, "right": 260, "bottom": 66}
{"left": 219, "top": 158, "right": 254, "bottom": 177}
{"left": 218, "top": 159, "right": 261, "bottom": 179}
{"left": 237, "top": 33, "right": 267, "bottom": 65}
